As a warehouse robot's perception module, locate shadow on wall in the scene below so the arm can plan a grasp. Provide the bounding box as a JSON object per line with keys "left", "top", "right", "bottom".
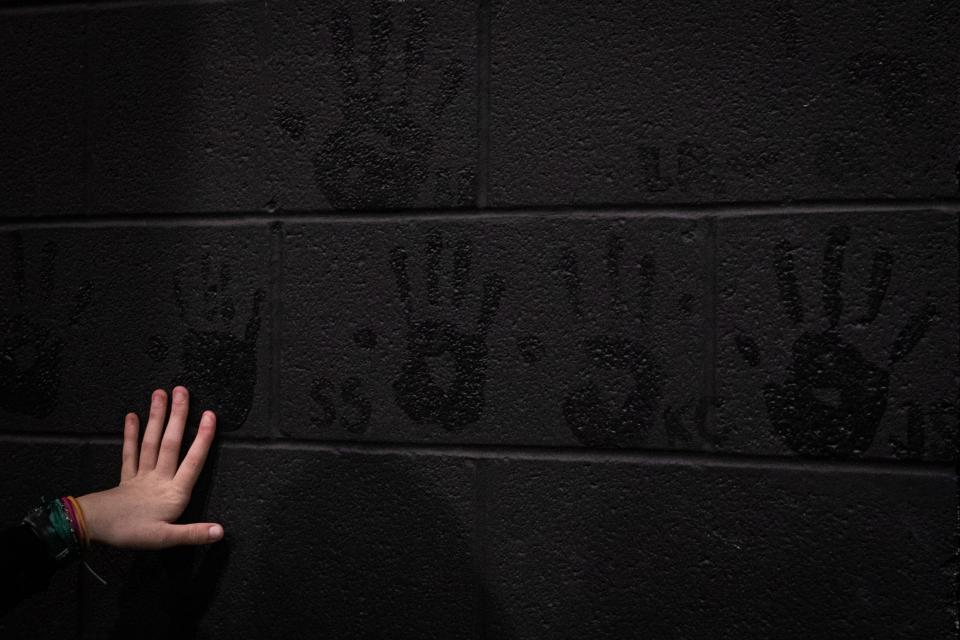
{"left": 101, "top": 443, "right": 229, "bottom": 639}
{"left": 83, "top": 441, "right": 511, "bottom": 639}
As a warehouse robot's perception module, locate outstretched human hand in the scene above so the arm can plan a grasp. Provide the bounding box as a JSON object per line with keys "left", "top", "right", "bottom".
{"left": 77, "top": 386, "right": 224, "bottom": 549}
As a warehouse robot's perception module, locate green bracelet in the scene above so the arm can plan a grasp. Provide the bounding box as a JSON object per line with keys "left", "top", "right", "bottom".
{"left": 22, "top": 496, "right": 82, "bottom": 568}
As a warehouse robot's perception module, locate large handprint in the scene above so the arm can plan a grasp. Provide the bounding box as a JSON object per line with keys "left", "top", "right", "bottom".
{"left": 556, "top": 234, "right": 664, "bottom": 447}
{"left": 310, "top": 1, "right": 469, "bottom": 209}
{"left": 148, "top": 253, "right": 264, "bottom": 432}
{"left": 389, "top": 231, "right": 504, "bottom": 431}
{"left": 735, "top": 225, "right": 935, "bottom": 457}
{"left": 0, "top": 233, "right": 92, "bottom": 418}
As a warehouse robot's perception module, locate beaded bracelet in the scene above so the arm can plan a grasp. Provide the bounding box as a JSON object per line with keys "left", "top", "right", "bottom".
{"left": 21, "top": 496, "right": 89, "bottom": 568}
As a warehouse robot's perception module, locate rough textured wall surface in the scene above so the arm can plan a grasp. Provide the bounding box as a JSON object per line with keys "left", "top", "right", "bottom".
{"left": 0, "top": 0, "right": 956, "bottom": 638}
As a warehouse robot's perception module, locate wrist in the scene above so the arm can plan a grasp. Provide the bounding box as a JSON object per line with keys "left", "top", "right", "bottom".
{"left": 76, "top": 491, "right": 107, "bottom": 545}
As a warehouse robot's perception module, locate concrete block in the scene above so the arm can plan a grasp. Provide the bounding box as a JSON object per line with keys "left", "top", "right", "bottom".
{"left": 87, "top": 2, "right": 264, "bottom": 213}
{"left": 484, "top": 457, "right": 957, "bottom": 638}
{"left": 490, "top": 1, "right": 960, "bottom": 206}
{"left": 0, "top": 11, "right": 85, "bottom": 216}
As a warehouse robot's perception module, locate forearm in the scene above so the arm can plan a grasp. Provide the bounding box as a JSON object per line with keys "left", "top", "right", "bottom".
{"left": 1, "top": 386, "right": 222, "bottom": 617}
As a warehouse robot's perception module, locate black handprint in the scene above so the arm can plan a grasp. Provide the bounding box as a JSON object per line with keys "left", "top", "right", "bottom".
{"left": 735, "top": 225, "right": 935, "bottom": 457}
{"left": 149, "top": 254, "right": 264, "bottom": 432}
{"left": 558, "top": 235, "right": 663, "bottom": 447}
{"left": 0, "top": 233, "right": 93, "bottom": 418}
{"left": 312, "top": 1, "right": 469, "bottom": 209}
{"left": 389, "top": 232, "right": 504, "bottom": 431}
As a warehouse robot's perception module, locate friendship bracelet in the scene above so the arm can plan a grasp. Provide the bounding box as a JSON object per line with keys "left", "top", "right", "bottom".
{"left": 71, "top": 497, "right": 90, "bottom": 546}
{"left": 60, "top": 498, "right": 78, "bottom": 537}
{"left": 65, "top": 496, "right": 90, "bottom": 549}
{"left": 60, "top": 497, "right": 84, "bottom": 549}
{"left": 50, "top": 498, "right": 76, "bottom": 549}
{"left": 63, "top": 496, "right": 107, "bottom": 584}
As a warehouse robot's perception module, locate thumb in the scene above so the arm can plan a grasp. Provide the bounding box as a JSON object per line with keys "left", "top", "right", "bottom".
{"left": 160, "top": 522, "right": 224, "bottom": 547}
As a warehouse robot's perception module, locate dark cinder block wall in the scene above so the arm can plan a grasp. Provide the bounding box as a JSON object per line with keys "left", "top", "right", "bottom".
{"left": 0, "top": 1, "right": 957, "bottom": 638}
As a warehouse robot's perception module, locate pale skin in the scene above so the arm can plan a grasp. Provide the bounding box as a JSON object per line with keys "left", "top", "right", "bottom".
{"left": 76, "top": 386, "right": 224, "bottom": 549}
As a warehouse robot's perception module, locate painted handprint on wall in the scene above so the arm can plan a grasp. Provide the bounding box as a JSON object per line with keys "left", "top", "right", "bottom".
{"left": 735, "top": 225, "right": 935, "bottom": 457}
{"left": 388, "top": 231, "right": 504, "bottom": 431}
{"left": 307, "top": 1, "right": 471, "bottom": 209}
{"left": 148, "top": 253, "right": 264, "bottom": 432}
{"left": 0, "top": 232, "right": 93, "bottom": 419}
{"left": 556, "top": 234, "right": 664, "bottom": 447}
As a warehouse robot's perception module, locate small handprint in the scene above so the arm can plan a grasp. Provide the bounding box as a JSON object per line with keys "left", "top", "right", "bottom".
{"left": 310, "top": 2, "right": 469, "bottom": 209}
{"left": 0, "top": 233, "right": 93, "bottom": 418}
{"left": 389, "top": 231, "right": 504, "bottom": 431}
{"left": 735, "top": 225, "right": 935, "bottom": 457}
{"left": 149, "top": 254, "right": 264, "bottom": 432}
{"left": 557, "top": 234, "right": 663, "bottom": 447}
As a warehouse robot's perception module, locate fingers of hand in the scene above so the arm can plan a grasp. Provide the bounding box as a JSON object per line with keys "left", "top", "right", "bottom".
{"left": 120, "top": 413, "right": 140, "bottom": 482}
{"left": 157, "top": 386, "right": 190, "bottom": 476}
{"left": 159, "top": 522, "right": 224, "bottom": 548}
{"left": 138, "top": 389, "right": 168, "bottom": 471}
{"left": 175, "top": 410, "right": 216, "bottom": 490}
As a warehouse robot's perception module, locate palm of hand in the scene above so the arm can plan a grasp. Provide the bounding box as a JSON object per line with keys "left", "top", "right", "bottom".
{"left": 79, "top": 386, "right": 222, "bottom": 550}
{"left": 95, "top": 474, "right": 193, "bottom": 549}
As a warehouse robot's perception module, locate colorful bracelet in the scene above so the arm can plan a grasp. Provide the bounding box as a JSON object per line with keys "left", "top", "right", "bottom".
{"left": 21, "top": 495, "right": 89, "bottom": 567}
{"left": 65, "top": 496, "right": 90, "bottom": 550}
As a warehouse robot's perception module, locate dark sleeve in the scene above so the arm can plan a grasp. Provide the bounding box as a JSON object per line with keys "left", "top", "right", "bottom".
{"left": 0, "top": 523, "right": 57, "bottom": 616}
